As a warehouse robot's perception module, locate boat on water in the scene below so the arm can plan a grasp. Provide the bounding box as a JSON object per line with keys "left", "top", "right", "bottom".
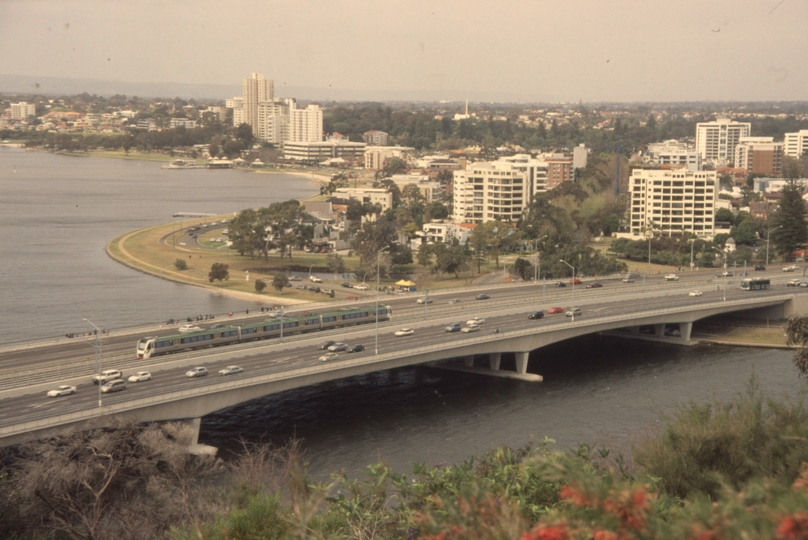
{"left": 161, "top": 159, "right": 204, "bottom": 169}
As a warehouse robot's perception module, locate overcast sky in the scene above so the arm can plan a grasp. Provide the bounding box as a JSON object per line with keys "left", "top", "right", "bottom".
{"left": 1, "top": 0, "right": 806, "bottom": 103}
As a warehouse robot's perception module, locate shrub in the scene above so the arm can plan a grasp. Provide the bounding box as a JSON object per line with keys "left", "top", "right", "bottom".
{"left": 255, "top": 279, "right": 267, "bottom": 293}
{"left": 174, "top": 258, "right": 188, "bottom": 271}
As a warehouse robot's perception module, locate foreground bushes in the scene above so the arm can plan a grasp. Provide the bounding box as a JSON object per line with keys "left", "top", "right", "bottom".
{"left": 2, "top": 380, "right": 807, "bottom": 539}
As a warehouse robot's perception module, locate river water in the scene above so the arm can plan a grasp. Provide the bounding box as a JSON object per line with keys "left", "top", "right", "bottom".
{"left": 1, "top": 146, "right": 804, "bottom": 480}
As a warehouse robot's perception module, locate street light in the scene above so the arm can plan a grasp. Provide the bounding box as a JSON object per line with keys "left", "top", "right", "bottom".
{"left": 83, "top": 318, "right": 103, "bottom": 408}
{"left": 713, "top": 247, "right": 727, "bottom": 302}
{"left": 688, "top": 239, "right": 696, "bottom": 272}
{"left": 559, "top": 259, "right": 576, "bottom": 321}
{"left": 534, "top": 235, "right": 548, "bottom": 283}
{"left": 159, "top": 264, "right": 174, "bottom": 325}
{"left": 279, "top": 307, "right": 285, "bottom": 342}
{"left": 767, "top": 226, "right": 782, "bottom": 266}
{"left": 375, "top": 249, "right": 387, "bottom": 355}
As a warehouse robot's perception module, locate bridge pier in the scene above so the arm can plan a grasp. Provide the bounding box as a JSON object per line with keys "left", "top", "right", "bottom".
{"left": 515, "top": 352, "right": 529, "bottom": 375}
{"left": 654, "top": 324, "right": 665, "bottom": 337}
{"left": 183, "top": 418, "right": 217, "bottom": 456}
{"left": 679, "top": 322, "right": 693, "bottom": 341}
{"left": 489, "top": 353, "right": 501, "bottom": 371}
{"left": 464, "top": 355, "right": 474, "bottom": 367}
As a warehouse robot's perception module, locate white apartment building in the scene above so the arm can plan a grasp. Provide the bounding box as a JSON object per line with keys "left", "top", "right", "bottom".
{"left": 364, "top": 146, "right": 412, "bottom": 170}
{"left": 169, "top": 118, "right": 197, "bottom": 129}
{"left": 334, "top": 187, "right": 393, "bottom": 212}
{"left": 643, "top": 139, "right": 701, "bottom": 171}
{"left": 420, "top": 222, "right": 472, "bottom": 244}
{"left": 452, "top": 161, "right": 525, "bottom": 224}
{"left": 627, "top": 168, "right": 718, "bottom": 238}
{"left": 389, "top": 173, "right": 445, "bottom": 203}
{"left": 695, "top": 118, "right": 751, "bottom": 165}
{"left": 227, "top": 97, "right": 245, "bottom": 127}
{"left": 256, "top": 100, "right": 288, "bottom": 144}
{"left": 11, "top": 102, "right": 36, "bottom": 120}
{"left": 363, "top": 130, "right": 389, "bottom": 146}
{"left": 497, "top": 153, "right": 572, "bottom": 198}
{"left": 733, "top": 137, "right": 783, "bottom": 177}
{"left": 784, "top": 130, "right": 808, "bottom": 158}
{"left": 241, "top": 73, "right": 273, "bottom": 137}
{"left": 287, "top": 101, "right": 323, "bottom": 142}
{"left": 283, "top": 140, "right": 366, "bottom": 163}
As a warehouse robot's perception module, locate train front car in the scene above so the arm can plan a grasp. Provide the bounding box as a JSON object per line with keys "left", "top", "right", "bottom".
{"left": 137, "top": 337, "right": 156, "bottom": 359}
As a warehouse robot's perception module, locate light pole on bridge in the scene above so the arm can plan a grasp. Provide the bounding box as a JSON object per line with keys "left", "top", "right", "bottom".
{"left": 82, "top": 318, "right": 104, "bottom": 408}
{"left": 559, "top": 259, "right": 576, "bottom": 322}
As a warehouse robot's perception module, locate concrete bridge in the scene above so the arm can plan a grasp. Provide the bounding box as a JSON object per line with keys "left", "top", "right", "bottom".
{"left": 1, "top": 291, "right": 803, "bottom": 449}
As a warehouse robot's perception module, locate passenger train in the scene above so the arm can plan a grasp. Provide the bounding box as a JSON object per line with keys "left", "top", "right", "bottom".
{"left": 136, "top": 305, "right": 393, "bottom": 359}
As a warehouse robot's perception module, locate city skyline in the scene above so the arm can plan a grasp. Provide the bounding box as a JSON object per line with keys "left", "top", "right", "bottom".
{"left": 2, "top": 0, "right": 806, "bottom": 103}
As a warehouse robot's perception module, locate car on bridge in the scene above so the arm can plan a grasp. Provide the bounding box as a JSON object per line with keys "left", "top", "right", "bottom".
{"left": 179, "top": 325, "right": 203, "bottom": 333}
{"left": 689, "top": 291, "right": 703, "bottom": 297}
{"left": 445, "top": 322, "right": 462, "bottom": 332}
{"left": 218, "top": 366, "right": 244, "bottom": 376}
{"left": 92, "top": 369, "right": 123, "bottom": 384}
{"left": 186, "top": 367, "right": 208, "bottom": 378}
{"left": 47, "top": 385, "right": 76, "bottom": 398}
{"left": 317, "top": 340, "right": 336, "bottom": 350}
{"left": 467, "top": 317, "right": 485, "bottom": 326}
{"left": 319, "top": 352, "right": 339, "bottom": 362}
{"left": 346, "top": 344, "right": 365, "bottom": 353}
{"left": 528, "top": 311, "right": 544, "bottom": 319}
{"left": 101, "top": 379, "right": 127, "bottom": 393}
{"left": 755, "top": 265, "right": 766, "bottom": 271}
{"left": 554, "top": 281, "right": 567, "bottom": 287}
{"left": 461, "top": 325, "right": 480, "bottom": 333}
{"left": 783, "top": 265, "right": 800, "bottom": 272}
{"left": 569, "top": 278, "right": 582, "bottom": 285}
{"left": 547, "top": 307, "right": 564, "bottom": 314}
{"left": 416, "top": 297, "right": 433, "bottom": 304}
{"left": 665, "top": 274, "right": 680, "bottom": 281}
{"left": 328, "top": 343, "right": 349, "bottom": 352}
{"left": 475, "top": 294, "right": 490, "bottom": 300}
{"left": 565, "top": 307, "right": 582, "bottom": 317}
{"left": 586, "top": 282, "right": 603, "bottom": 289}
{"left": 449, "top": 298, "right": 462, "bottom": 304}
{"left": 395, "top": 328, "right": 415, "bottom": 337}
{"left": 622, "top": 277, "right": 635, "bottom": 283}
{"left": 128, "top": 371, "right": 152, "bottom": 382}
{"left": 788, "top": 279, "right": 802, "bottom": 286}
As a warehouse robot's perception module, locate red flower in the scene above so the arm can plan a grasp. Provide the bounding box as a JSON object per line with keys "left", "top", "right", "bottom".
{"left": 777, "top": 513, "right": 808, "bottom": 539}
{"left": 559, "top": 484, "right": 590, "bottom": 507}
{"left": 522, "top": 523, "right": 571, "bottom": 540}
{"left": 592, "top": 529, "right": 620, "bottom": 540}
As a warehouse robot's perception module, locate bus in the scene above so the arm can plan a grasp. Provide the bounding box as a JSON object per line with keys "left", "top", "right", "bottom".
{"left": 740, "top": 277, "right": 770, "bottom": 291}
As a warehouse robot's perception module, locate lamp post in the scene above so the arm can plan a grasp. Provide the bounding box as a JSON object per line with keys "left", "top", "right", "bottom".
{"left": 688, "top": 239, "right": 696, "bottom": 272}
{"left": 560, "top": 259, "right": 576, "bottom": 321}
{"left": 766, "top": 225, "right": 782, "bottom": 266}
{"left": 534, "top": 235, "right": 548, "bottom": 283}
{"left": 159, "top": 264, "right": 174, "bottom": 325}
{"left": 83, "top": 318, "right": 103, "bottom": 408}
{"left": 713, "top": 247, "right": 727, "bottom": 302}
{"left": 375, "top": 249, "right": 388, "bottom": 355}
{"left": 308, "top": 264, "right": 314, "bottom": 280}
{"left": 279, "top": 307, "right": 285, "bottom": 342}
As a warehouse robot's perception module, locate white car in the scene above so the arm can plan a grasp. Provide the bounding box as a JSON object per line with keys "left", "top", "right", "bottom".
{"left": 461, "top": 326, "right": 480, "bottom": 333}
{"left": 186, "top": 367, "right": 208, "bottom": 378}
{"left": 688, "top": 290, "right": 703, "bottom": 297}
{"left": 416, "top": 297, "right": 433, "bottom": 304}
{"left": 622, "top": 277, "right": 635, "bottom": 283}
{"left": 47, "top": 385, "right": 76, "bottom": 397}
{"left": 353, "top": 283, "right": 369, "bottom": 291}
{"left": 128, "top": 371, "right": 152, "bottom": 382}
{"left": 664, "top": 274, "right": 679, "bottom": 281}
{"left": 319, "top": 352, "right": 339, "bottom": 362}
{"left": 788, "top": 279, "right": 802, "bottom": 286}
{"left": 219, "top": 365, "right": 243, "bottom": 376}
{"left": 178, "top": 325, "right": 203, "bottom": 333}
{"left": 466, "top": 317, "right": 485, "bottom": 326}
{"left": 395, "top": 328, "right": 415, "bottom": 337}
{"left": 309, "top": 276, "right": 323, "bottom": 283}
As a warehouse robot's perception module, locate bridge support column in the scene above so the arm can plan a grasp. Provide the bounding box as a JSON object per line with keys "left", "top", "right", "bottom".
{"left": 679, "top": 322, "right": 693, "bottom": 341}
{"left": 629, "top": 326, "right": 640, "bottom": 333}
{"left": 654, "top": 324, "right": 665, "bottom": 337}
{"left": 182, "top": 418, "right": 216, "bottom": 455}
{"left": 187, "top": 417, "right": 201, "bottom": 446}
{"left": 515, "top": 352, "right": 529, "bottom": 375}
{"left": 489, "top": 353, "right": 501, "bottom": 371}
{"left": 464, "top": 355, "right": 474, "bottom": 367}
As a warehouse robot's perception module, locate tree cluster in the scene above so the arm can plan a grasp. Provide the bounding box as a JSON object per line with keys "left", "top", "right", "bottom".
{"left": 227, "top": 201, "right": 313, "bottom": 260}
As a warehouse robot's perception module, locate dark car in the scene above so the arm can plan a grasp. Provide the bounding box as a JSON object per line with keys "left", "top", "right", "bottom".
{"left": 346, "top": 344, "right": 365, "bottom": 353}
{"left": 341, "top": 282, "right": 353, "bottom": 288}
{"left": 317, "top": 340, "right": 336, "bottom": 350}
{"left": 445, "top": 322, "right": 463, "bottom": 332}
{"left": 754, "top": 264, "right": 766, "bottom": 271}
{"left": 554, "top": 281, "right": 567, "bottom": 288}
{"left": 586, "top": 282, "right": 603, "bottom": 289}
{"left": 528, "top": 311, "right": 544, "bottom": 319}
{"left": 475, "top": 294, "right": 490, "bottom": 300}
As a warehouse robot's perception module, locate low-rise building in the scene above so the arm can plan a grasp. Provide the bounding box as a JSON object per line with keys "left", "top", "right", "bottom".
{"left": 643, "top": 139, "right": 701, "bottom": 171}
{"left": 362, "top": 130, "right": 389, "bottom": 146}
{"left": 420, "top": 222, "right": 474, "bottom": 244}
{"left": 734, "top": 137, "right": 783, "bottom": 177}
{"left": 784, "top": 130, "right": 808, "bottom": 158}
{"left": 334, "top": 187, "right": 393, "bottom": 212}
{"left": 283, "top": 140, "right": 366, "bottom": 164}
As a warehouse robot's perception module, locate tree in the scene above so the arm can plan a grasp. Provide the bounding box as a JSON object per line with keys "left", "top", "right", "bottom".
{"left": 771, "top": 171, "right": 808, "bottom": 261}
{"left": 714, "top": 208, "right": 735, "bottom": 226}
{"left": 401, "top": 184, "right": 425, "bottom": 205}
{"left": 785, "top": 315, "right": 808, "bottom": 378}
{"left": 174, "top": 258, "right": 188, "bottom": 270}
{"left": 208, "top": 262, "right": 230, "bottom": 282}
{"left": 511, "top": 257, "right": 534, "bottom": 281}
{"left": 326, "top": 252, "right": 346, "bottom": 279}
{"left": 255, "top": 279, "right": 267, "bottom": 293}
{"left": 272, "top": 273, "right": 289, "bottom": 293}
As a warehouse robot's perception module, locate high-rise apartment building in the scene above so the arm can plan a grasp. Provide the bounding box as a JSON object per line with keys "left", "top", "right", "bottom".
{"left": 734, "top": 137, "right": 783, "bottom": 177}
{"left": 241, "top": 73, "right": 273, "bottom": 138}
{"left": 287, "top": 101, "right": 323, "bottom": 142}
{"left": 452, "top": 161, "right": 525, "bottom": 224}
{"left": 497, "top": 153, "right": 572, "bottom": 198}
{"left": 784, "top": 130, "right": 808, "bottom": 158}
{"left": 695, "top": 118, "right": 751, "bottom": 165}
{"left": 10, "top": 102, "right": 37, "bottom": 119}
{"left": 644, "top": 139, "right": 701, "bottom": 171}
{"left": 628, "top": 168, "right": 718, "bottom": 238}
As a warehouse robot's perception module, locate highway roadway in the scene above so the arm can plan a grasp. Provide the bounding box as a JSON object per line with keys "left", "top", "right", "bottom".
{"left": 0, "top": 270, "right": 802, "bottom": 432}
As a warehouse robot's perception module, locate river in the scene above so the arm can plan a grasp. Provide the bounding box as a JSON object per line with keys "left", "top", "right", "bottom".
{"left": 1, "top": 146, "right": 804, "bottom": 481}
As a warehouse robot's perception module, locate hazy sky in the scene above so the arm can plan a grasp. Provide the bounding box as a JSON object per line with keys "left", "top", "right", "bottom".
{"left": 2, "top": 0, "right": 806, "bottom": 103}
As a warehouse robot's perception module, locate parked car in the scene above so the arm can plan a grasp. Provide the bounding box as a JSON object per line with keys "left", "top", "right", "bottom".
{"left": 47, "top": 385, "right": 76, "bottom": 397}
{"left": 319, "top": 352, "right": 339, "bottom": 362}
{"left": 416, "top": 297, "right": 433, "bottom": 304}
{"left": 528, "top": 311, "right": 544, "bottom": 319}
{"left": 346, "top": 344, "right": 365, "bottom": 353}
{"left": 547, "top": 307, "right": 564, "bottom": 314}
{"left": 445, "top": 322, "right": 463, "bottom": 332}
{"left": 395, "top": 328, "right": 415, "bottom": 337}
{"left": 101, "top": 379, "right": 126, "bottom": 393}
{"left": 179, "top": 325, "right": 202, "bottom": 333}
{"left": 186, "top": 367, "right": 208, "bottom": 378}
{"left": 328, "top": 343, "right": 348, "bottom": 352}
{"left": 92, "top": 369, "right": 123, "bottom": 384}
{"left": 565, "top": 307, "right": 582, "bottom": 317}
{"left": 586, "top": 282, "right": 603, "bottom": 289}
{"left": 475, "top": 294, "right": 490, "bottom": 300}
{"left": 461, "top": 325, "right": 480, "bottom": 333}
{"left": 218, "top": 366, "right": 244, "bottom": 376}
{"left": 689, "top": 290, "right": 703, "bottom": 297}
{"left": 317, "top": 340, "right": 336, "bottom": 350}
{"left": 353, "top": 284, "right": 369, "bottom": 291}
{"left": 309, "top": 276, "right": 323, "bottom": 283}
{"left": 128, "top": 371, "right": 152, "bottom": 382}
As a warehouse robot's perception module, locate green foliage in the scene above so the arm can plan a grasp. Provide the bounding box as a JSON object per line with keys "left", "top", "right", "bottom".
{"left": 771, "top": 177, "right": 808, "bottom": 261}
{"left": 785, "top": 314, "right": 808, "bottom": 378}
{"left": 208, "top": 262, "right": 229, "bottom": 283}
{"left": 271, "top": 273, "right": 288, "bottom": 293}
{"left": 174, "top": 258, "right": 188, "bottom": 271}
{"left": 512, "top": 257, "right": 535, "bottom": 281}
{"left": 254, "top": 279, "right": 267, "bottom": 293}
